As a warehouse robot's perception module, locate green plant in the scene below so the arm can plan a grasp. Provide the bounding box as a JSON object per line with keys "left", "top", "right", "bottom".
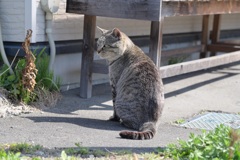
{"left": 0, "top": 31, "right": 61, "bottom": 105}
{"left": 92, "top": 149, "right": 107, "bottom": 157}
{"left": 7, "top": 143, "right": 43, "bottom": 154}
{"left": 168, "top": 55, "right": 187, "bottom": 65}
{"left": 34, "top": 48, "right": 61, "bottom": 91}
{"left": 0, "top": 149, "right": 21, "bottom": 160}
{"left": 174, "top": 119, "right": 186, "bottom": 125}
{"left": 65, "top": 143, "right": 89, "bottom": 156}
{"left": 158, "top": 124, "right": 240, "bottom": 160}
{"left": 0, "top": 57, "right": 37, "bottom": 103}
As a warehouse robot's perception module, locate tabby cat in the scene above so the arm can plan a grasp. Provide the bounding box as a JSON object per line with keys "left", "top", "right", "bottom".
{"left": 96, "top": 27, "right": 164, "bottom": 140}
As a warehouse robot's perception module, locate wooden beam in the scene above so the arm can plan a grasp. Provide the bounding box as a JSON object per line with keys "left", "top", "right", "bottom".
{"left": 162, "top": 1, "right": 240, "bottom": 17}
{"left": 160, "top": 50, "right": 240, "bottom": 78}
{"left": 80, "top": 15, "right": 96, "bottom": 98}
{"left": 200, "top": 15, "right": 210, "bottom": 58}
{"left": 149, "top": 18, "right": 164, "bottom": 67}
{"left": 66, "top": 0, "right": 161, "bottom": 21}
{"left": 210, "top": 14, "right": 221, "bottom": 56}
{"left": 207, "top": 44, "right": 240, "bottom": 53}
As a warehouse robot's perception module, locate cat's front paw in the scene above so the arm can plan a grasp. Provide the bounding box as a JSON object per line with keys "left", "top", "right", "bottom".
{"left": 109, "top": 115, "right": 120, "bottom": 122}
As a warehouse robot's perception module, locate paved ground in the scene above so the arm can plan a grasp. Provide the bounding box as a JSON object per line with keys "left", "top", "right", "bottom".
{"left": 0, "top": 62, "right": 240, "bottom": 153}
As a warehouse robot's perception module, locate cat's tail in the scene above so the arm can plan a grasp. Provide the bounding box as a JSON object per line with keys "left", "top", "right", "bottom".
{"left": 119, "top": 122, "right": 156, "bottom": 140}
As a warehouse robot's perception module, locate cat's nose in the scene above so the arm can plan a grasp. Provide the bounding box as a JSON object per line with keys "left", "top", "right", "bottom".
{"left": 97, "top": 48, "right": 103, "bottom": 53}
{"left": 97, "top": 45, "right": 103, "bottom": 53}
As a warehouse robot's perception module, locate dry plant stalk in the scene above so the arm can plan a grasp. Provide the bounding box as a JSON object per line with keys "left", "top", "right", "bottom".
{"left": 22, "top": 29, "right": 38, "bottom": 92}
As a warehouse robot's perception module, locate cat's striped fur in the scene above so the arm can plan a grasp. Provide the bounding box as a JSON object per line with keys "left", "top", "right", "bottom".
{"left": 96, "top": 27, "right": 164, "bottom": 140}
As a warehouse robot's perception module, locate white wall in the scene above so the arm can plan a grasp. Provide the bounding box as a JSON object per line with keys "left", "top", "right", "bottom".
{"left": 0, "top": 0, "right": 25, "bottom": 42}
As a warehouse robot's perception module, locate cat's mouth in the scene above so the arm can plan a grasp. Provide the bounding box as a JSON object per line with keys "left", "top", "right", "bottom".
{"left": 97, "top": 48, "right": 103, "bottom": 54}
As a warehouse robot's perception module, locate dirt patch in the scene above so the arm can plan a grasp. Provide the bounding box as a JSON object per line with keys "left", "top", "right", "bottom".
{"left": 0, "top": 89, "right": 36, "bottom": 118}
{"left": 0, "top": 88, "right": 61, "bottom": 118}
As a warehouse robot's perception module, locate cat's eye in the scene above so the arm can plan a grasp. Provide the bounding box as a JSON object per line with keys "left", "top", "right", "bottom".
{"left": 104, "top": 45, "right": 110, "bottom": 48}
{"left": 103, "top": 44, "right": 116, "bottom": 49}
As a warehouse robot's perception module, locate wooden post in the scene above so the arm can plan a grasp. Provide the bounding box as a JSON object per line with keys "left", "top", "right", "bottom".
{"left": 200, "top": 15, "right": 210, "bottom": 58}
{"left": 149, "top": 18, "right": 164, "bottom": 67}
{"left": 210, "top": 14, "right": 221, "bottom": 57}
{"left": 80, "top": 15, "right": 96, "bottom": 98}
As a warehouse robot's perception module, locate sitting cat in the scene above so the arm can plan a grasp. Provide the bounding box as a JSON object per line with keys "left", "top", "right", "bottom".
{"left": 96, "top": 27, "right": 164, "bottom": 140}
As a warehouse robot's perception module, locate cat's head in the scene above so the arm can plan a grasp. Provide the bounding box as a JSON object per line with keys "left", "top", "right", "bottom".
{"left": 96, "top": 27, "right": 132, "bottom": 62}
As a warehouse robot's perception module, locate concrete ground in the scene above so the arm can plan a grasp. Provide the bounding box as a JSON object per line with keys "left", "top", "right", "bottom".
{"left": 0, "top": 61, "right": 240, "bottom": 153}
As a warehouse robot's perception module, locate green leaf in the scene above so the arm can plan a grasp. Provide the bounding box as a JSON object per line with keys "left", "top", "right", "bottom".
{"left": 7, "top": 74, "right": 16, "bottom": 82}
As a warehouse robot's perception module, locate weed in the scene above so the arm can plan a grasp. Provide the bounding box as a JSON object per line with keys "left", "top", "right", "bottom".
{"left": 174, "top": 119, "right": 186, "bottom": 125}
{"left": 7, "top": 143, "right": 43, "bottom": 154}
{"left": 168, "top": 55, "right": 187, "bottom": 65}
{"left": 92, "top": 149, "right": 107, "bottom": 157}
{"left": 65, "top": 143, "right": 89, "bottom": 156}
{"left": 31, "top": 157, "right": 41, "bottom": 160}
{"left": 0, "top": 149, "right": 21, "bottom": 160}
{"left": 158, "top": 124, "right": 240, "bottom": 160}
{"left": 34, "top": 47, "right": 61, "bottom": 92}
{"left": 0, "top": 30, "right": 61, "bottom": 106}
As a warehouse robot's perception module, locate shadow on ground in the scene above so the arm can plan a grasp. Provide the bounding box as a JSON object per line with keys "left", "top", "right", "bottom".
{"left": 43, "top": 61, "right": 240, "bottom": 115}
{"left": 25, "top": 116, "right": 125, "bottom": 131}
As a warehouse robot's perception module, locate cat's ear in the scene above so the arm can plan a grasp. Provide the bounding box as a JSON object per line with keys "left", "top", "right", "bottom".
{"left": 97, "top": 26, "right": 108, "bottom": 34}
{"left": 112, "top": 28, "right": 121, "bottom": 39}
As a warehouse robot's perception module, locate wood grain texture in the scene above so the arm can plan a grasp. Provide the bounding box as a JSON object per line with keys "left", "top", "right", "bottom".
{"left": 149, "top": 19, "right": 164, "bottom": 67}
{"left": 200, "top": 15, "right": 210, "bottom": 59}
{"left": 67, "top": 0, "right": 240, "bottom": 21}
{"left": 210, "top": 14, "right": 221, "bottom": 57}
{"left": 80, "top": 15, "right": 96, "bottom": 98}
{"left": 67, "top": 0, "right": 160, "bottom": 21}
{"left": 207, "top": 44, "right": 240, "bottom": 53}
{"left": 162, "top": 0, "right": 240, "bottom": 17}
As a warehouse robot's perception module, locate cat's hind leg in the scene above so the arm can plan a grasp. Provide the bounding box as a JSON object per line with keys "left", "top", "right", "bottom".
{"left": 109, "top": 110, "right": 120, "bottom": 121}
